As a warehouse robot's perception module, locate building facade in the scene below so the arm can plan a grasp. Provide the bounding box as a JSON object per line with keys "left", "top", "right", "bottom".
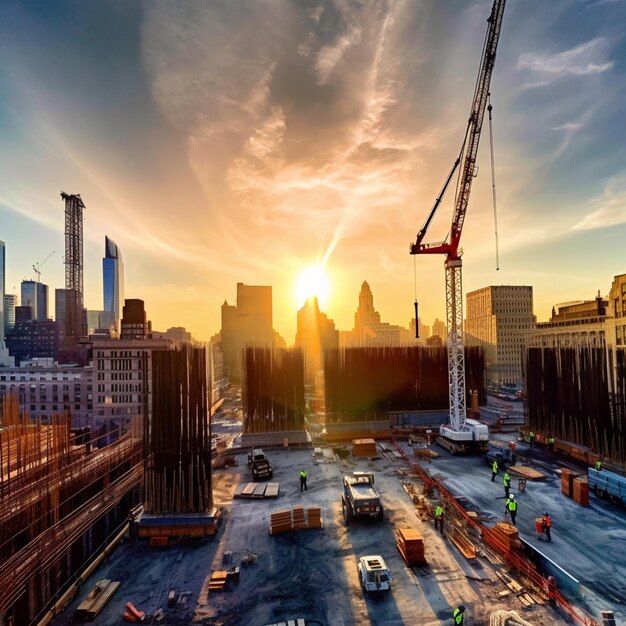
{"left": 21, "top": 280, "right": 48, "bottom": 321}
{"left": 120, "top": 299, "right": 151, "bottom": 339}
{"left": 103, "top": 236, "right": 124, "bottom": 333}
{"left": 0, "top": 363, "right": 92, "bottom": 427}
{"left": 5, "top": 319, "right": 60, "bottom": 365}
{"left": 0, "top": 240, "right": 15, "bottom": 366}
{"left": 3, "top": 294, "right": 16, "bottom": 332}
{"left": 465, "top": 285, "right": 536, "bottom": 387}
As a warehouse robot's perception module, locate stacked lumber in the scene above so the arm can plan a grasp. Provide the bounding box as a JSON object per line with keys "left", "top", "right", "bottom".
{"left": 269, "top": 507, "right": 324, "bottom": 534}
{"left": 76, "top": 580, "right": 121, "bottom": 621}
{"left": 352, "top": 438, "right": 377, "bottom": 457}
{"left": 208, "top": 570, "right": 228, "bottom": 592}
{"left": 490, "top": 522, "right": 522, "bottom": 551}
{"left": 396, "top": 528, "right": 426, "bottom": 565}
{"left": 413, "top": 448, "right": 440, "bottom": 460}
{"left": 561, "top": 468, "right": 573, "bottom": 496}
{"left": 507, "top": 465, "right": 546, "bottom": 480}
{"left": 572, "top": 477, "right": 589, "bottom": 506}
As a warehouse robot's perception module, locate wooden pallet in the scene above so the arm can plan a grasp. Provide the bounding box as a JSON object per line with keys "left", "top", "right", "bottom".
{"left": 507, "top": 465, "right": 546, "bottom": 480}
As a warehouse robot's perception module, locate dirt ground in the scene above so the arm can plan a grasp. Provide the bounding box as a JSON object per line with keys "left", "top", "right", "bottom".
{"left": 54, "top": 445, "right": 570, "bottom": 626}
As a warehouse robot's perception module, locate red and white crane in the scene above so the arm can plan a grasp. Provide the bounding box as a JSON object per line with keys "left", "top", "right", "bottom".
{"left": 410, "top": 0, "right": 506, "bottom": 449}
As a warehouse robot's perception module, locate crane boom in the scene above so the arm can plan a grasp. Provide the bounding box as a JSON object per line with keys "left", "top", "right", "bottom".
{"left": 409, "top": 0, "right": 506, "bottom": 440}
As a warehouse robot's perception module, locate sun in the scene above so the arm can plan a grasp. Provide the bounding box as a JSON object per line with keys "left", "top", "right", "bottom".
{"left": 295, "top": 266, "right": 330, "bottom": 308}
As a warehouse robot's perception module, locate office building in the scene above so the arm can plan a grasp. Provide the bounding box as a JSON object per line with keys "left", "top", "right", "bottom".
{"left": 120, "top": 299, "right": 152, "bottom": 339}
{"left": 21, "top": 280, "right": 48, "bottom": 321}
{"left": 221, "top": 283, "right": 274, "bottom": 381}
{"left": 3, "top": 294, "right": 16, "bottom": 331}
{"left": 103, "top": 236, "right": 124, "bottom": 332}
{"left": 0, "top": 363, "right": 92, "bottom": 427}
{"left": 0, "top": 240, "right": 15, "bottom": 366}
{"left": 432, "top": 318, "right": 447, "bottom": 343}
{"left": 5, "top": 319, "right": 60, "bottom": 365}
{"left": 465, "top": 285, "right": 536, "bottom": 387}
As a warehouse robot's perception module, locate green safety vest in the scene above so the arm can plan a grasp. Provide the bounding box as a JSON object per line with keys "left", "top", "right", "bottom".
{"left": 300, "top": 471, "right": 307, "bottom": 478}
{"left": 529, "top": 432, "right": 535, "bottom": 438}
{"left": 506, "top": 499, "right": 517, "bottom": 511}
{"left": 453, "top": 608, "right": 464, "bottom": 624}
{"left": 435, "top": 506, "right": 444, "bottom": 518}
{"left": 503, "top": 473, "right": 510, "bottom": 486}
{"left": 492, "top": 460, "right": 498, "bottom": 472}
{"left": 548, "top": 437, "right": 554, "bottom": 444}
{"left": 594, "top": 461, "right": 602, "bottom": 471}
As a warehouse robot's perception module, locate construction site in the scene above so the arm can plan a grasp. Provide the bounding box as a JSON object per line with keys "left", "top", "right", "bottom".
{"left": 2, "top": 0, "right": 626, "bottom": 625}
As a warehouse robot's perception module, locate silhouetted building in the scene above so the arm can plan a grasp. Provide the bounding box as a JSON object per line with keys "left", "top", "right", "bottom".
{"left": 351, "top": 281, "right": 405, "bottom": 347}
{"left": 5, "top": 319, "right": 60, "bottom": 365}
{"left": 103, "top": 236, "right": 124, "bottom": 333}
{"left": 121, "top": 299, "right": 152, "bottom": 339}
{"left": 221, "top": 283, "right": 274, "bottom": 382}
{"left": 0, "top": 240, "right": 14, "bottom": 366}
{"left": 3, "top": 294, "right": 16, "bottom": 331}
{"left": 295, "top": 297, "right": 338, "bottom": 384}
{"left": 15, "top": 306, "right": 32, "bottom": 324}
{"left": 432, "top": 318, "right": 447, "bottom": 343}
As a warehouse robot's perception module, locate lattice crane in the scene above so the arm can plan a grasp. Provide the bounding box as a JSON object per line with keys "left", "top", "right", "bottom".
{"left": 410, "top": 0, "right": 506, "bottom": 446}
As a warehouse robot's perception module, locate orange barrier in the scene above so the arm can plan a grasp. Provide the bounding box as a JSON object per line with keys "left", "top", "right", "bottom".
{"left": 391, "top": 440, "right": 599, "bottom": 626}
{"left": 123, "top": 602, "right": 145, "bottom": 622}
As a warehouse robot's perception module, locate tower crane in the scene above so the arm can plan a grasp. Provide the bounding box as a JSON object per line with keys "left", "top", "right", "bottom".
{"left": 410, "top": 0, "right": 506, "bottom": 452}
{"left": 33, "top": 250, "right": 55, "bottom": 282}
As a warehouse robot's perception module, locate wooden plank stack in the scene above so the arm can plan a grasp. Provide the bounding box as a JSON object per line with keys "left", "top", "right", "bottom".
{"left": 396, "top": 528, "right": 426, "bottom": 566}
{"left": 572, "top": 477, "right": 589, "bottom": 506}
{"left": 490, "top": 522, "right": 522, "bottom": 551}
{"left": 352, "top": 438, "right": 377, "bottom": 457}
{"left": 269, "top": 507, "right": 324, "bottom": 535}
{"left": 208, "top": 570, "right": 228, "bottom": 593}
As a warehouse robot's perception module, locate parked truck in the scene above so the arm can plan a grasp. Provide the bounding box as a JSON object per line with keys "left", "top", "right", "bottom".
{"left": 588, "top": 467, "right": 626, "bottom": 506}
{"left": 484, "top": 440, "right": 517, "bottom": 469}
{"left": 341, "top": 472, "right": 383, "bottom": 524}
{"left": 247, "top": 449, "right": 273, "bottom": 481}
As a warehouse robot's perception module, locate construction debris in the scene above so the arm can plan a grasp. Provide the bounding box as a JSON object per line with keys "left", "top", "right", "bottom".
{"left": 489, "top": 523, "right": 523, "bottom": 551}
{"left": 269, "top": 506, "right": 323, "bottom": 535}
{"left": 75, "top": 579, "right": 121, "bottom": 621}
{"left": 490, "top": 609, "right": 536, "bottom": 625}
{"left": 122, "top": 601, "right": 145, "bottom": 622}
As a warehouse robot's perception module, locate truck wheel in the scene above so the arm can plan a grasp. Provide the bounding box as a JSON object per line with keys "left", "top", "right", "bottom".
{"left": 345, "top": 500, "right": 353, "bottom": 525}
{"left": 377, "top": 505, "right": 384, "bottom": 522}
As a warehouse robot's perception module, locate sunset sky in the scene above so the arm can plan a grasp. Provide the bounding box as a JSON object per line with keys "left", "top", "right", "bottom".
{"left": 1, "top": 0, "right": 626, "bottom": 342}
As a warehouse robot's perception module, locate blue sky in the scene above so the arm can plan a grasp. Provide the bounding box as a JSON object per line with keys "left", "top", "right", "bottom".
{"left": 1, "top": 0, "right": 625, "bottom": 340}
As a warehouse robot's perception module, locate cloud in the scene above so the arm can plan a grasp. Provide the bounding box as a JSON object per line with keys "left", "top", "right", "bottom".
{"left": 517, "top": 37, "right": 614, "bottom": 86}
{"left": 572, "top": 173, "right": 626, "bottom": 230}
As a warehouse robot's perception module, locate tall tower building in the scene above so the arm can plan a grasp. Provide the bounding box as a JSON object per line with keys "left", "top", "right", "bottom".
{"left": 0, "top": 241, "right": 15, "bottom": 366}
{"left": 61, "top": 192, "right": 85, "bottom": 338}
{"left": 21, "top": 280, "right": 49, "bottom": 321}
{"left": 3, "top": 294, "right": 17, "bottom": 331}
{"left": 465, "top": 285, "right": 536, "bottom": 387}
{"left": 103, "top": 236, "right": 124, "bottom": 332}
{"left": 220, "top": 283, "right": 274, "bottom": 382}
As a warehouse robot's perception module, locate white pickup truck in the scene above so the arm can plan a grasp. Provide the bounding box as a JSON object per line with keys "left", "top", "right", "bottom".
{"left": 357, "top": 555, "right": 392, "bottom": 595}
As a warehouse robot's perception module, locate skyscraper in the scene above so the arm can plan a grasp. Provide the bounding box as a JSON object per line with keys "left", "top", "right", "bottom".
{"left": 0, "top": 241, "right": 15, "bottom": 366}
{"left": 3, "top": 294, "right": 16, "bottom": 331}
{"left": 61, "top": 192, "right": 85, "bottom": 338}
{"left": 21, "top": 280, "right": 49, "bottom": 321}
{"left": 103, "top": 236, "right": 124, "bottom": 332}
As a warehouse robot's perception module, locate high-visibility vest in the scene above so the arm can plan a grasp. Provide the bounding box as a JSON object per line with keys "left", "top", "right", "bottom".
{"left": 542, "top": 515, "right": 551, "bottom": 527}
{"left": 595, "top": 461, "right": 602, "bottom": 471}
{"left": 548, "top": 437, "right": 554, "bottom": 444}
{"left": 435, "top": 506, "right": 444, "bottom": 519}
{"left": 300, "top": 471, "right": 307, "bottom": 478}
{"left": 492, "top": 460, "right": 498, "bottom": 473}
{"left": 529, "top": 432, "right": 535, "bottom": 438}
{"left": 453, "top": 608, "right": 464, "bottom": 624}
{"left": 503, "top": 473, "right": 510, "bottom": 486}
{"left": 506, "top": 499, "right": 517, "bottom": 511}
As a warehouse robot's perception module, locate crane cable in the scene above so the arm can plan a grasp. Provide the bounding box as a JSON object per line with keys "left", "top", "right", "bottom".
{"left": 488, "top": 93, "right": 500, "bottom": 270}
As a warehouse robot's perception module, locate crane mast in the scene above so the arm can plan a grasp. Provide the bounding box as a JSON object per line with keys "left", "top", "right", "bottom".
{"left": 410, "top": 0, "right": 506, "bottom": 439}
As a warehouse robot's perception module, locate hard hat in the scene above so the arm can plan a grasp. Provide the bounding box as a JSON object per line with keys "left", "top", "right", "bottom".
{"left": 510, "top": 493, "right": 515, "bottom": 499}
{"left": 458, "top": 605, "right": 465, "bottom": 612}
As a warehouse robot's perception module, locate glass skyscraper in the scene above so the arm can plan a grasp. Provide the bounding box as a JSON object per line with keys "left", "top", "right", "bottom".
{"left": 0, "top": 240, "right": 15, "bottom": 366}
{"left": 103, "top": 236, "right": 124, "bottom": 332}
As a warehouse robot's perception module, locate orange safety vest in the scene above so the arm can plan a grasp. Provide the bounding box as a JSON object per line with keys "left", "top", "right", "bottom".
{"left": 542, "top": 515, "right": 551, "bottom": 527}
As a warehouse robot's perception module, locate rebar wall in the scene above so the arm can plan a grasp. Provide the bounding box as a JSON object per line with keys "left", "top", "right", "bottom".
{"left": 145, "top": 346, "right": 212, "bottom": 514}
{"left": 324, "top": 346, "right": 485, "bottom": 422}
{"left": 243, "top": 347, "right": 305, "bottom": 433}
{"left": 61, "top": 191, "right": 85, "bottom": 338}
{"left": 526, "top": 346, "right": 626, "bottom": 462}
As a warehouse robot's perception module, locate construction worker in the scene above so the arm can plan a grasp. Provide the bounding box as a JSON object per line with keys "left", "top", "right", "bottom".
{"left": 300, "top": 470, "right": 308, "bottom": 492}
{"left": 434, "top": 503, "right": 444, "bottom": 534}
{"left": 595, "top": 458, "right": 603, "bottom": 471}
{"left": 503, "top": 471, "right": 511, "bottom": 498}
{"left": 542, "top": 512, "right": 552, "bottom": 542}
{"left": 528, "top": 431, "right": 535, "bottom": 448}
{"left": 453, "top": 605, "right": 465, "bottom": 625}
{"left": 548, "top": 434, "right": 555, "bottom": 454}
{"left": 505, "top": 494, "right": 517, "bottom": 525}
{"left": 491, "top": 459, "right": 498, "bottom": 482}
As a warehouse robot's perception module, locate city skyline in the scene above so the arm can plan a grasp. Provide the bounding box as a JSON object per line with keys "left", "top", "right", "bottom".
{"left": 1, "top": 1, "right": 626, "bottom": 341}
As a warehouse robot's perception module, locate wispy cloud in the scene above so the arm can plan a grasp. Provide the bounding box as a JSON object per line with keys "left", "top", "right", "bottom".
{"left": 572, "top": 173, "right": 626, "bottom": 230}
{"left": 518, "top": 37, "right": 614, "bottom": 87}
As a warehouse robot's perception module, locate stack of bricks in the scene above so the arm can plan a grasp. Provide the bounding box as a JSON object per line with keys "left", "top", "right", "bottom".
{"left": 269, "top": 507, "right": 324, "bottom": 535}
{"left": 396, "top": 528, "right": 426, "bottom": 566}
{"left": 352, "top": 438, "right": 377, "bottom": 457}
{"left": 572, "top": 477, "right": 589, "bottom": 506}
{"left": 490, "top": 522, "right": 522, "bottom": 551}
